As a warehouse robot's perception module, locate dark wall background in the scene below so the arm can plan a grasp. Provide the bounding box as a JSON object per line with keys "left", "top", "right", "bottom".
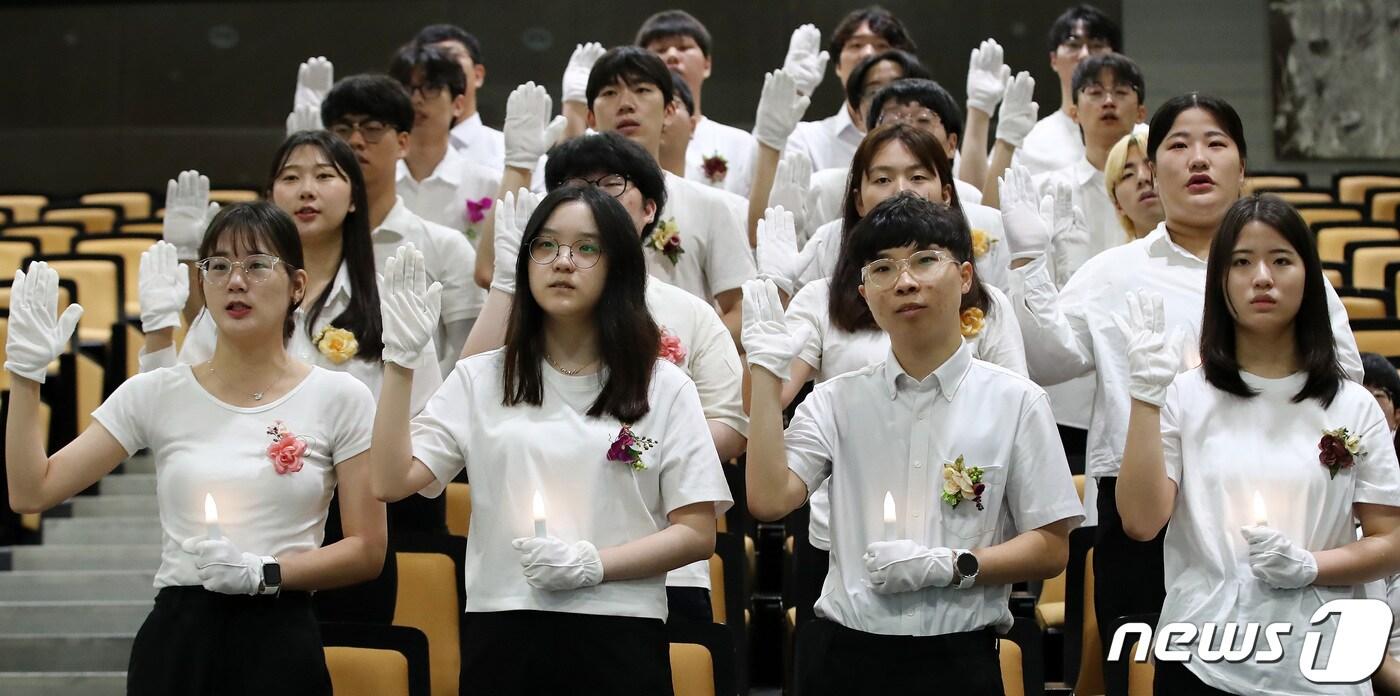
{"left": 0, "top": 1, "right": 1118, "bottom": 196}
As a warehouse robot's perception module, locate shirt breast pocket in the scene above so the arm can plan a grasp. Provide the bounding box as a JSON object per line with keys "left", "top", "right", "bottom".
{"left": 939, "top": 462, "right": 1006, "bottom": 546}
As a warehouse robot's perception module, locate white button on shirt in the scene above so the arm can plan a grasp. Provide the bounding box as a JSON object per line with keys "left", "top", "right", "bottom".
{"left": 449, "top": 112, "right": 506, "bottom": 172}
{"left": 1034, "top": 157, "right": 1124, "bottom": 271}
{"left": 686, "top": 116, "right": 757, "bottom": 197}
{"left": 409, "top": 350, "right": 734, "bottom": 621}
{"left": 395, "top": 146, "right": 502, "bottom": 248}
{"left": 785, "top": 107, "right": 864, "bottom": 172}
{"left": 784, "top": 342, "right": 1084, "bottom": 635}
{"left": 1012, "top": 222, "right": 1365, "bottom": 480}
{"left": 1011, "top": 110, "right": 1084, "bottom": 177}
{"left": 1158, "top": 369, "right": 1400, "bottom": 695}
{"left": 648, "top": 172, "right": 757, "bottom": 303}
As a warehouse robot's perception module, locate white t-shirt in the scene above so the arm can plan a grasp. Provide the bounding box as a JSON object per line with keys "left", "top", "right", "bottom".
{"left": 1388, "top": 573, "right": 1400, "bottom": 659}
{"left": 93, "top": 365, "right": 374, "bottom": 589}
{"left": 686, "top": 116, "right": 757, "bottom": 197}
{"left": 449, "top": 112, "right": 506, "bottom": 172}
{"left": 785, "top": 342, "right": 1084, "bottom": 635}
{"left": 1159, "top": 368, "right": 1400, "bottom": 695}
{"left": 786, "top": 278, "right": 1028, "bottom": 550}
{"left": 647, "top": 172, "right": 756, "bottom": 303}
{"left": 1012, "top": 109, "right": 1084, "bottom": 177}
{"left": 374, "top": 196, "right": 483, "bottom": 325}
{"left": 409, "top": 350, "right": 733, "bottom": 620}
{"left": 785, "top": 106, "right": 863, "bottom": 172}
{"left": 396, "top": 146, "right": 502, "bottom": 248}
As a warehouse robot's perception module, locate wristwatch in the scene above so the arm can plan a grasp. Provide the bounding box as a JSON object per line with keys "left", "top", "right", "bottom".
{"left": 953, "top": 550, "right": 979, "bottom": 589}
{"left": 257, "top": 556, "right": 282, "bottom": 596}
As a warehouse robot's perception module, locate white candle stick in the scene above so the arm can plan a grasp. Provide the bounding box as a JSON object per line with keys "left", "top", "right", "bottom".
{"left": 532, "top": 490, "right": 548, "bottom": 538}
{"left": 1253, "top": 491, "right": 1269, "bottom": 527}
{"left": 204, "top": 493, "right": 222, "bottom": 541}
{"left": 882, "top": 491, "right": 896, "bottom": 540}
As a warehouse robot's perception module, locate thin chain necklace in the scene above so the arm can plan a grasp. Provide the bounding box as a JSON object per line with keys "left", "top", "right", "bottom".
{"left": 545, "top": 353, "right": 597, "bottom": 376}
{"left": 208, "top": 360, "right": 289, "bottom": 402}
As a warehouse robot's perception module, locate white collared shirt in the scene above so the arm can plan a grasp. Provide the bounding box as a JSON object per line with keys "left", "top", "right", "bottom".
{"left": 1012, "top": 110, "right": 1084, "bottom": 177}
{"left": 1035, "top": 157, "right": 1123, "bottom": 272}
{"left": 686, "top": 116, "right": 757, "bottom": 197}
{"left": 647, "top": 172, "right": 756, "bottom": 303}
{"left": 396, "top": 145, "right": 502, "bottom": 248}
{"left": 410, "top": 350, "right": 733, "bottom": 620}
{"left": 1011, "top": 223, "right": 1365, "bottom": 480}
{"left": 374, "top": 196, "right": 484, "bottom": 330}
{"left": 785, "top": 106, "right": 864, "bottom": 172}
{"left": 449, "top": 112, "right": 505, "bottom": 172}
{"left": 1159, "top": 368, "right": 1400, "bottom": 695}
{"left": 785, "top": 342, "right": 1084, "bottom": 635}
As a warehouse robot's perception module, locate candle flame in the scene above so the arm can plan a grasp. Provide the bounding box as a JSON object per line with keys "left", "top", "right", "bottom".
{"left": 1253, "top": 491, "right": 1268, "bottom": 526}
{"left": 532, "top": 490, "right": 546, "bottom": 522}
{"left": 204, "top": 493, "right": 219, "bottom": 524}
{"left": 883, "top": 491, "right": 896, "bottom": 524}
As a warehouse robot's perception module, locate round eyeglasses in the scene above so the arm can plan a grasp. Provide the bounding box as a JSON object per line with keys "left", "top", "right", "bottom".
{"left": 860, "top": 249, "right": 956, "bottom": 290}
{"left": 563, "top": 174, "right": 632, "bottom": 199}
{"left": 528, "top": 238, "right": 603, "bottom": 269}
{"left": 197, "top": 255, "right": 284, "bottom": 285}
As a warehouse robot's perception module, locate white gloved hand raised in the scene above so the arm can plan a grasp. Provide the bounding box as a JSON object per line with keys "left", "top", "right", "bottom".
{"left": 1048, "top": 182, "right": 1090, "bottom": 285}
{"left": 995, "top": 71, "right": 1038, "bottom": 149}
{"left": 511, "top": 536, "right": 604, "bottom": 591}
{"left": 752, "top": 70, "right": 811, "bottom": 153}
{"left": 780, "top": 24, "right": 830, "bottom": 97}
{"left": 378, "top": 244, "right": 443, "bottom": 369}
{"left": 139, "top": 241, "right": 189, "bottom": 333}
{"left": 756, "top": 207, "right": 799, "bottom": 297}
{"left": 163, "top": 170, "right": 220, "bottom": 262}
{"left": 864, "top": 540, "right": 956, "bottom": 594}
{"left": 180, "top": 535, "right": 265, "bottom": 596}
{"left": 5, "top": 261, "right": 84, "bottom": 384}
{"left": 561, "top": 42, "right": 606, "bottom": 105}
{"left": 741, "top": 278, "right": 797, "bottom": 382}
{"left": 966, "top": 38, "right": 1010, "bottom": 116}
{"left": 1241, "top": 525, "right": 1318, "bottom": 590}
{"left": 1110, "top": 289, "right": 1188, "bottom": 407}
{"left": 490, "top": 188, "right": 543, "bottom": 295}
{"left": 293, "top": 56, "right": 334, "bottom": 111}
{"left": 503, "top": 82, "right": 566, "bottom": 171}
{"left": 999, "top": 165, "right": 1051, "bottom": 256}
{"left": 768, "top": 151, "right": 812, "bottom": 242}
{"left": 285, "top": 104, "right": 322, "bottom": 137}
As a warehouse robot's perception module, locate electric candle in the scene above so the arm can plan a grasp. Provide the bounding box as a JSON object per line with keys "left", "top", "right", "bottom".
{"left": 204, "top": 493, "right": 222, "bottom": 541}
{"left": 1253, "top": 491, "right": 1268, "bottom": 527}
{"left": 883, "top": 491, "right": 896, "bottom": 540}
{"left": 532, "top": 490, "right": 548, "bottom": 538}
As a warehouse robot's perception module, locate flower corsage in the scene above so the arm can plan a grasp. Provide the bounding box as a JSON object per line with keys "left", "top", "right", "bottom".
{"left": 970, "top": 228, "right": 997, "bottom": 259}
{"left": 1319, "top": 427, "right": 1365, "bottom": 479}
{"left": 313, "top": 326, "right": 359, "bottom": 364}
{"left": 648, "top": 218, "right": 685, "bottom": 266}
{"left": 941, "top": 455, "right": 985, "bottom": 510}
{"left": 658, "top": 328, "right": 687, "bottom": 365}
{"left": 266, "top": 421, "right": 308, "bottom": 475}
{"left": 959, "top": 308, "right": 985, "bottom": 338}
{"left": 702, "top": 153, "right": 729, "bottom": 184}
{"left": 607, "top": 425, "right": 657, "bottom": 472}
{"left": 465, "top": 197, "right": 493, "bottom": 242}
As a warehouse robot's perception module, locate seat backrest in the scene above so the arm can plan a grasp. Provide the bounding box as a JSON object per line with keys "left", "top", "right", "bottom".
{"left": 1300, "top": 206, "right": 1365, "bottom": 227}
{"left": 40, "top": 257, "right": 122, "bottom": 336}
{"left": 210, "top": 189, "right": 260, "bottom": 204}
{"left": 1341, "top": 295, "right": 1387, "bottom": 320}
{"left": 1075, "top": 548, "right": 1104, "bottom": 696}
{"left": 1126, "top": 643, "right": 1155, "bottom": 696}
{"left": 0, "top": 195, "right": 48, "bottom": 223}
{"left": 119, "top": 222, "right": 164, "bottom": 234}
{"left": 444, "top": 482, "right": 471, "bottom": 538}
{"left": 43, "top": 207, "right": 118, "bottom": 233}
{"left": 81, "top": 192, "right": 152, "bottom": 220}
{"left": 1267, "top": 189, "right": 1332, "bottom": 205}
{"left": 1353, "top": 246, "right": 1400, "bottom": 290}
{"left": 1371, "top": 190, "right": 1400, "bottom": 223}
{"left": 1317, "top": 227, "right": 1400, "bottom": 263}
{"left": 72, "top": 235, "right": 159, "bottom": 315}
{"left": 393, "top": 552, "right": 461, "bottom": 696}
{"left": 1243, "top": 174, "right": 1304, "bottom": 194}
{"left": 671, "top": 642, "right": 716, "bottom": 696}
{"left": 1338, "top": 175, "right": 1400, "bottom": 204}
{"left": 709, "top": 553, "right": 726, "bottom": 624}
{"left": 4, "top": 225, "right": 79, "bottom": 255}
{"left": 1354, "top": 327, "right": 1400, "bottom": 359}
{"left": 0, "top": 238, "right": 39, "bottom": 275}
{"left": 325, "top": 646, "right": 410, "bottom": 696}
{"left": 1324, "top": 268, "right": 1343, "bottom": 288}
{"left": 999, "top": 639, "right": 1025, "bottom": 696}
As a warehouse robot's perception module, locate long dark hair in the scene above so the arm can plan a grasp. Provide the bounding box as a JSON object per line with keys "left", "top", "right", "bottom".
{"left": 265, "top": 131, "right": 384, "bottom": 361}
{"left": 502, "top": 185, "right": 659, "bottom": 422}
{"left": 832, "top": 123, "right": 986, "bottom": 332}
{"left": 1200, "top": 194, "right": 1342, "bottom": 406}
{"left": 198, "top": 202, "right": 304, "bottom": 344}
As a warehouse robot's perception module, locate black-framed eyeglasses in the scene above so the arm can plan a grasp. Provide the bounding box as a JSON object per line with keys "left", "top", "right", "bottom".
{"left": 406, "top": 82, "right": 447, "bottom": 100}
{"left": 528, "top": 237, "right": 603, "bottom": 269}
{"left": 197, "top": 255, "right": 284, "bottom": 285}
{"left": 563, "top": 174, "right": 632, "bottom": 199}
{"left": 329, "top": 118, "right": 393, "bottom": 144}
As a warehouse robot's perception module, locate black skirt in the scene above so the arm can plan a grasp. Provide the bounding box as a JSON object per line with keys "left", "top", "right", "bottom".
{"left": 794, "top": 619, "right": 1003, "bottom": 695}
{"left": 126, "top": 586, "right": 331, "bottom": 696}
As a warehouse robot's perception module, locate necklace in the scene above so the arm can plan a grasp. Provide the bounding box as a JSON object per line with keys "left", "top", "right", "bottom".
{"left": 208, "top": 360, "right": 289, "bottom": 402}
{"left": 545, "top": 353, "right": 596, "bottom": 376}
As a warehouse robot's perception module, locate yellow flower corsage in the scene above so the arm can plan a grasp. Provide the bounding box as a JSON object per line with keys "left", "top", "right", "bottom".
{"left": 648, "top": 218, "right": 685, "bottom": 265}
{"left": 959, "top": 307, "right": 985, "bottom": 338}
{"left": 313, "top": 326, "right": 359, "bottom": 364}
{"left": 970, "top": 228, "right": 996, "bottom": 258}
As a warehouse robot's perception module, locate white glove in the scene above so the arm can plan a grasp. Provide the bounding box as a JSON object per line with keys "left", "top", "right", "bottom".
{"left": 5, "top": 262, "right": 84, "bottom": 384}
{"left": 1048, "top": 182, "right": 1090, "bottom": 285}
{"left": 741, "top": 278, "right": 797, "bottom": 381}
{"left": 511, "top": 536, "right": 604, "bottom": 591}
{"left": 504, "top": 82, "right": 566, "bottom": 171}
{"left": 995, "top": 71, "right": 1038, "bottom": 149}
{"left": 490, "top": 189, "right": 543, "bottom": 295}
{"left": 756, "top": 207, "right": 799, "bottom": 297}
{"left": 1110, "top": 289, "right": 1187, "bottom": 407}
{"left": 752, "top": 70, "right": 811, "bottom": 152}
{"left": 768, "top": 151, "right": 812, "bottom": 242}
{"left": 561, "top": 42, "right": 606, "bottom": 105}
{"left": 293, "top": 56, "right": 334, "bottom": 111}
{"left": 163, "top": 170, "right": 220, "bottom": 261}
{"left": 966, "top": 38, "right": 1010, "bottom": 116}
{"left": 285, "top": 104, "right": 322, "bottom": 136}
{"left": 378, "top": 244, "right": 443, "bottom": 369}
{"left": 139, "top": 241, "right": 189, "bottom": 333}
{"left": 780, "top": 25, "right": 830, "bottom": 96}
{"left": 999, "top": 165, "right": 1051, "bottom": 256}
{"left": 864, "top": 540, "right": 956, "bottom": 594}
{"left": 180, "top": 536, "right": 264, "bottom": 596}
{"left": 1241, "top": 525, "right": 1318, "bottom": 590}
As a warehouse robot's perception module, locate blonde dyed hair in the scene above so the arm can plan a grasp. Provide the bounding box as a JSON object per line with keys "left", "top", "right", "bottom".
{"left": 1104, "top": 128, "right": 1150, "bottom": 240}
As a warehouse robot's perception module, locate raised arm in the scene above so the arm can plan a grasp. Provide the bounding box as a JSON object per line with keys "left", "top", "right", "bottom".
{"left": 741, "top": 279, "right": 812, "bottom": 520}
{"left": 479, "top": 84, "right": 563, "bottom": 288}
{"left": 748, "top": 70, "right": 811, "bottom": 246}
{"left": 981, "top": 72, "right": 1037, "bottom": 210}
{"left": 958, "top": 38, "right": 1009, "bottom": 192}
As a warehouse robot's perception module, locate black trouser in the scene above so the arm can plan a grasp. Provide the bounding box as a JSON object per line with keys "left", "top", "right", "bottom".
{"left": 1153, "top": 659, "right": 1239, "bottom": 695}
{"left": 794, "top": 619, "right": 1003, "bottom": 696}
{"left": 793, "top": 537, "right": 829, "bottom": 626}
{"left": 1095, "top": 476, "right": 1167, "bottom": 696}
{"left": 460, "top": 610, "right": 672, "bottom": 695}
{"left": 665, "top": 586, "right": 713, "bottom": 626}
{"left": 127, "top": 587, "right": 331, "bottom": 696}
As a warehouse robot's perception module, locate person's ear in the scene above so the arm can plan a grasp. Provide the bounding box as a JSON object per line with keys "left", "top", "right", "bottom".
{"left": 688, "top": 113, "right": 700, "bottom": 131}
{"left": 586, "top": 110, "right": 598, "bottom": 131}
{"left": 945, "top": 133, "right": 959, "bottom": 158}
{"left": 959, "top": 262, "right": 973, "bottom": 295}
{"left": 642, "top": 199, "right": 658, "bottom": 226}
{"left": 941, "top": 184, "right": 953, "bottom": 205}
{"left": 854, "top": 188, "right": 868, "bottom": 217}
{"left": 395, "top": 131, "right": 409, "bottom": 159}
{"left": 473, "top": 63, "right": 486, "bottom": 90}
{"left": 452, "top": 94, "right": 468, "bottom": 122}
{"left": 1068, "top": 103, "right": 1081, "bottom": 125}
{"left": 1135, "top": 104, "right": 1147, "bottom": 124}
{"left": 857, "top": 283, "right": 868, "bottom": 302}
{"left": 290, "top": 268, "right": 309, "bottom": 305}
{"left": 702, "top": 55, "right": 713, "bottom": 81}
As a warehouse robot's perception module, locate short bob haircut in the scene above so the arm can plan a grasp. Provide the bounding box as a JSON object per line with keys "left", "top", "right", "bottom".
{"left": 265, "top": 130, "right": 383, "bottom": 361}
{"left": 503, "top": 185, "right": 660, "bottom": 423}
{"left": 585, "top": 47, "right": 675, "bottom": 112}
{"left": 1104, "top": 128, "right": 1151, "bottom": 239}
{"left": 1046, "top": 4, "right": 1121, "bottom": 53}
{"left": 1146, "top": 92, "right": 1247, "bottom": 164}
{"left": 865, "top": 78, "right": 965, "bottom": 141}
{"left": 1070, "top": 52, "right": 1146, "bottom": 105}
{"left": 321, "top": 74, "right": 415, "bottom": 134}
{"left": 1200, "top": 194, "right": 1343, "bottom": 407}
{"left": 413, "top": 24, "right": 484, "bottom": 66}
{"left": 389, "top": 43, "right": 468, "bottom": 99}
{"left": 843, "top": 50, "right": 930, "bottom": 112}
{"left": 830, "top": 194, "right": 975, "bottom": 334}
{"left": 635, "top": 10, "right": 712, "bottom": 57}
{"left": 543, "top": 131, "right": 668, "bottom": 240}
{"left": 197, "top": 201, "right": 305, "bottom": 344}
{"left": 829, "top": 6, "right": 917, "bottom": 57}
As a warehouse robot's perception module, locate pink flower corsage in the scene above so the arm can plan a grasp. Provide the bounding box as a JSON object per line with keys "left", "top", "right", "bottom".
{"left": 607, "top": 424, "right": 657, "bottom": 471}
{"left": 465, "top": 197, "right": 493, "bottom": 241}
{"left": 658, "top": 328, "right": 687, "bottom": 365}
{"left": 265, "top": 421, "right": 308, "bottom": 475}
{"left": 1319, "top": 427, "right": 1365, "bottom": 479}
{"left": 701, "top": 153, "right": 728, "bottom": 184}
